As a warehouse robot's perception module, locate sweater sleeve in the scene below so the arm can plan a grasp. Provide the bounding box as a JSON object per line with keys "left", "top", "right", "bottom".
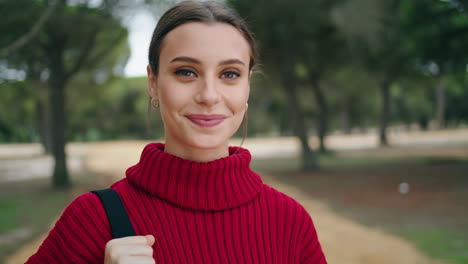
{"left": 298, "top": 208, "right": 327, "bottom": 264}
{"left": 25, "top": 192, "right": 112, "bottom": 264}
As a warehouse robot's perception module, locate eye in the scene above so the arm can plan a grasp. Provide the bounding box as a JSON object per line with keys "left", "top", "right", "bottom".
{"left": 221, "top": 71, "right": 240, "bottom": 80}
{"left": 174, "top": 69, "right": 197, "bottom": 78}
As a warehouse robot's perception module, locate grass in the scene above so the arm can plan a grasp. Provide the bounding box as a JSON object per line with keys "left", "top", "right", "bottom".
{"left": 398, "top": 229, "right": 468, "bottom": 264}
{"left": 0, "top": 191, "right": 69, "bottom": 233}
{"left": 0, "top": 177, "right": 85, "bottom": 263}
{"left": 0, "top": 200, "right": 17, "bottom": 232}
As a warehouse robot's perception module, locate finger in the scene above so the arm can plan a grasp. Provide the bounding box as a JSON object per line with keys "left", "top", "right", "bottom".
{"left": 120, "top": 255, "right": 156, "bottom": 264}
{"left": 128, "top": 245, "right": 154, "bottom": 257}
{"left": 114, "top": 245, "right": 153, "bottom": 257}
{"left": 145, "top": 235, "right": 155, "bottom": 246}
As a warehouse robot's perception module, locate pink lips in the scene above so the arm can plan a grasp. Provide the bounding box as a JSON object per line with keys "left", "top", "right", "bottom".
{"left": 185, "top": 114, "right": 227, "bottom": 127}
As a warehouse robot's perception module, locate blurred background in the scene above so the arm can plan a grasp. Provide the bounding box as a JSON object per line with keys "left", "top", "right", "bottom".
{"left": 0, "top": 0, "right": 467, "bottom": 263}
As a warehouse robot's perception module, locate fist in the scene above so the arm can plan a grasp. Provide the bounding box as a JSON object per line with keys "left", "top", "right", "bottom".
{"left": 104, "top": 235, "right": 155, "bottom": 264}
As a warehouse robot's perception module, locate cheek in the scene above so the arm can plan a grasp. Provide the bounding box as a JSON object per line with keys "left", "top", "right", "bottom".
{"left": 158, "top": 79, "right": 192, "bottom": 110}
{"left": 226, "top": 83, "right": 249, "bottom": 112}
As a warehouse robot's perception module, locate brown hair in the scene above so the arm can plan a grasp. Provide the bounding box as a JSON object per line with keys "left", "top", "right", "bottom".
{"left": 148, "top": 0, "right": 258, "bottom": 75}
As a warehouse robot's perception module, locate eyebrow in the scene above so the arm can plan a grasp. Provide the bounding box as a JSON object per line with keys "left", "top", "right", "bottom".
{"left": 170, "top": 56, "right": 246, "bottom": 66}
{"left": 171, "top": 56, "right": 201, "bottom": 64}
{"left": 219, "top": 59, "right": 245, "bottom": 66}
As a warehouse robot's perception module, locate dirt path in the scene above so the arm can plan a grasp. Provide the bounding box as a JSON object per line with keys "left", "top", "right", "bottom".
{"left": 6, "top": 129, "right": 466, "bottom": 263}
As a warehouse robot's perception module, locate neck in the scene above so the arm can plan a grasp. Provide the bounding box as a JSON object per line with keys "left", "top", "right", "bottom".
{"left": 164, "top": 136, "right": 229, "bottom": 162}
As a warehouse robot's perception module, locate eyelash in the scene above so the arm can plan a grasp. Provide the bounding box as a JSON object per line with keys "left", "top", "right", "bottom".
{"left": 174, "top": 69, "right": 196, "bottom": 78}
{"left": 221, "top": 71, "right": 241, "bottom": 80}
{"left": 174, "top": 69, "right": 241, "bottom": 80}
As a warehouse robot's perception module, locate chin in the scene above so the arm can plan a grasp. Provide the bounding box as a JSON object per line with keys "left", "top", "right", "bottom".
{"left": 186, "top": 134, "right": 230, "bottom": 150}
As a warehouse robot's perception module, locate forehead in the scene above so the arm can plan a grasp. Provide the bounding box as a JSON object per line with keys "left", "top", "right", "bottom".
{"left": 159, "top": 22, "right": 251, "bottom": 64}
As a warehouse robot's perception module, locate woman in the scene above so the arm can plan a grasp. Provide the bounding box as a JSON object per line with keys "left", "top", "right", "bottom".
{"left": 26, "top": 1, "right": 327, "bottom": 263}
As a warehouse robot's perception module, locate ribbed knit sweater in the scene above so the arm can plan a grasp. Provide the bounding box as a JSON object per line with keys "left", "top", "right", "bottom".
{"left": 26, "top": 143, "right": 327, "bottom": 263}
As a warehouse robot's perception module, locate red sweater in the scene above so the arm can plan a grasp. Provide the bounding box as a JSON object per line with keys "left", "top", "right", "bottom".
{"left": 26, "top": 143, "right": 327, "bottom": 263}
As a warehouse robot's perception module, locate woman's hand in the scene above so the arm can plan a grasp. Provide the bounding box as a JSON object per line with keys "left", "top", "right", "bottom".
{"left": 104, "top": 235, "right": 155, "bottom": 264}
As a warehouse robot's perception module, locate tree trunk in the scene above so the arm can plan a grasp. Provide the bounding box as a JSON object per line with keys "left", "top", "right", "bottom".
{"left": 49, "top": 50, "right": 70, "bottom": 188}
{"left": 310, "top": 79, "right": 328, "bottom": 153}
{"left": 26, "top": 64, "right": 51, "bottom": 153}
{"left": 281, "top": 74, "right": 317, "bottom": 170}
{"left": 37, "top": 98, "right": 51, "bottom": 154}
{"left": 418, "top": 115, "right": 429, "bottom": 131}
{"left": 435, "top": 75, "right": 446, "bottom": 129}
{"left": 340, "top": 100, "right": 352, "bottom": 135}
{"left": 379, "top": 79, "right": 391, "bottom": 146}
{"left": 34, "top": 80, "right": 51, "bottom": 154}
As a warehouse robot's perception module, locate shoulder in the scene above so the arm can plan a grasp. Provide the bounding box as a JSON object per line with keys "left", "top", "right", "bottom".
{"left": 62, "top": 180, "right": 128, "bottom": 219}
{"left": 25, "top": 190, "right": 112, "bottom": 263}
{"left": 61, "top": 191, "right": 104, "bottom": 218}
{"left": 55, "top": 189, "right": 114, "bottom": 241}
{"left": 261, "top": 184, "right": 308, "bottom": 210}
{"left": 52, "top": 190, "right": 110, "bottom": 237}
{"left": 259, "top": 184, "right": 314, "bottom": 221}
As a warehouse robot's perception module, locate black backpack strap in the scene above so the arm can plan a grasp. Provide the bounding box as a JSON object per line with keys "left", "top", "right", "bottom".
{"left": 91, "top": 188, "right": 136, "bottom": 238}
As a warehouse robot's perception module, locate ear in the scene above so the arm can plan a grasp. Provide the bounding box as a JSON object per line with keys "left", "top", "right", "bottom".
{"left": 147, "top": 65, "right": 158, "bottom": 100}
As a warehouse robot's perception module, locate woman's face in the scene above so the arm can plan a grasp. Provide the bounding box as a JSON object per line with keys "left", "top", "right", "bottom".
{"left": 147, "top": 22, "right": 251, "bottom": 154}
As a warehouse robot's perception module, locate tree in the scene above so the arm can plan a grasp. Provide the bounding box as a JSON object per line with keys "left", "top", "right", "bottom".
{"left": 403, "top": 0, "right": 468, "bottom": 129}
{"left": 44, "top": 1, "right": 128, "bottom": 187}
{"left": 299, "top": 9, "right": 345, "bottom": 153}
{"left": 325, "top": 60, "right": 378, "bottom": 134}
{"left": 231, "top": 0, "right": 348, "bottom": 168}
{"left": 333, "top": 0, "right": 416, "bottom": 146}
{"left": 0, "top": 0, "right": 57, "bottom": 57}
{"left": 2, "top": 0, "right": 129, "bottom": 188}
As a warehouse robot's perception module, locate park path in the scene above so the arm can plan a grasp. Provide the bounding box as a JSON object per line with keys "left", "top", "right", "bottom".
{"left": 6, "top": 128, "right": 466, "bottom": 263}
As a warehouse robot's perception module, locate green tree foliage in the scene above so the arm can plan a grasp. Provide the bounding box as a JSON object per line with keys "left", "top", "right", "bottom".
{"left": 231, "top": 0, "right": 348, "bottom": 168}
{"left": 67, "top": 76, "right": 163, "bottom": 141}
{"left": 333, "top": 0, "right": 418, "bottom": 146}
{"left": 324, "top": 62, "right": 379, "bottom": 134}
{"left": 230, "top": 0, "right": 468, "bottom": 159}
{"left": 2, "top": 0, "right": 468, "bottom": 177}
{"left": 331, "top": 0, "right": 468, "bottom": 144}
{"left": 1, "top": 0, "right": 129, "bottom": 188}
{"left": 402, "top": 0, "right": 468, "bottom": 129}
{"left": 0, "top": 79, "right": 37, "bottom": 142}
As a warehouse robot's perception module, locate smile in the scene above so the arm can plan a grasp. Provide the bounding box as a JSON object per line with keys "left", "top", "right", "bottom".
{"left": 185, "top": 114, "right": 227, "bottom": 127}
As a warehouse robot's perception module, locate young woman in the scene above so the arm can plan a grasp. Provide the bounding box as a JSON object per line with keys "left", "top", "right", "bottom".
{"left": 26, "top": 1, "right": 327, "bottom": 263}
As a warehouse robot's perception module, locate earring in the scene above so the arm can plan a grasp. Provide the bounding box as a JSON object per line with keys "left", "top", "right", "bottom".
{"left": 151, "top": 98, "right": 159, "bottom": 109}
{"left": 246, "top": 102, "right": 249, "bottom": 110}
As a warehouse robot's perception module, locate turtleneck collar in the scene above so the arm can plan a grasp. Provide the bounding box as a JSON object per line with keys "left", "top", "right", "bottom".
{"left": 125, "top": 143, "right": 263, "bottom": 211}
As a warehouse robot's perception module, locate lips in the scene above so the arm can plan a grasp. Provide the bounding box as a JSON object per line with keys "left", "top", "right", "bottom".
{"left": 185, "top": 114, "right": 227, "bottom": 127}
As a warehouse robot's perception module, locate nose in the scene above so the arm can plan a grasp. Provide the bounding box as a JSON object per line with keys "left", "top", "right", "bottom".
{"left": 195, "top": 76, "right": 221, "bottom": 106}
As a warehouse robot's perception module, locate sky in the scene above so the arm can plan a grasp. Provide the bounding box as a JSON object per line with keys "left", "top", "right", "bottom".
{"left": 123, "top": 11, "right": 157, "bottom": 77}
